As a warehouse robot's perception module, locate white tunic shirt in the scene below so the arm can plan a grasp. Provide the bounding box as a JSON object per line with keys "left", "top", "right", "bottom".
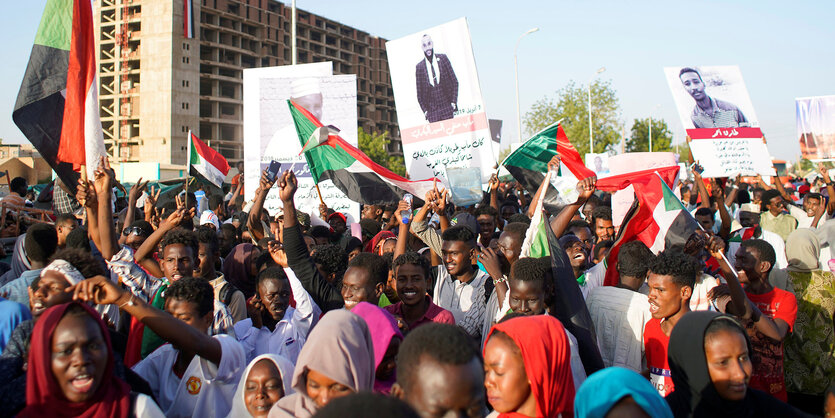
{"left": 586, "top": 285, "right": 652, "bottom": 372}
{"left": 234, "top": 268, "right": 320, "bottom": 364}
{"left": 133, "top": 334, "right": 245, "bottom": 418}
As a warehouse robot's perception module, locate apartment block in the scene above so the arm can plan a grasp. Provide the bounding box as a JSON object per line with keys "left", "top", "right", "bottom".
{"left": 96, "top": 0, "right": 400, "bottom": 173}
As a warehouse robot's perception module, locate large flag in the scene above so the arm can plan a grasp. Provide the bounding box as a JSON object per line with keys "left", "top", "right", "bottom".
{"left": 13, "top": 0, "right": 106, "bottom": 192}
{"left": 502, "top": 122, "right": 595, "bottom": 211}
{"left": 188, "top": 131, "right": 230, "bottom": 188}
{"left": 520, "top": 176, "right": 605, "bottom": 375}
{"left": 288, "top": 100, "right": 440, "bottom": 204}
{"left": 595, "top": 166, "right": 698, "bottom": 286}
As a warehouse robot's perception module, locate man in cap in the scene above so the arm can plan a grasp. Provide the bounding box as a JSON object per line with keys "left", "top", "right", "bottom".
{"left": 264, "top": 77, "right": 325, "bottom": 156}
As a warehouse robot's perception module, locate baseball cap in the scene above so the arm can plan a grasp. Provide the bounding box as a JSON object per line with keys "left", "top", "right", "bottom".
{"left": 200, "top": 211, "right": 220, "bottom": 229}
{"left": 450, "top": 213, "right": 480, "bottom": 236}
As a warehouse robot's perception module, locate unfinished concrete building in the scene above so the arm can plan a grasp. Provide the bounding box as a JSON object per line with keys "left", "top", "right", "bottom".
{"left": 96, "top": 0, "right": 400, "bottom": 176}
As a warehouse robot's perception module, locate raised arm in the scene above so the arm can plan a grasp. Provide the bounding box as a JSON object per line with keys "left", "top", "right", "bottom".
{"left": 133, "top": 196, "right": 193, "bottom": 277}
{"left": 247, "top": 170, "right": 276, "bottom": 242}
{"left": 708, "top": 237, "right": 789, "bottom": 341}
{"left": 71, "top": 276, "right": 221, "bottom": 364}
{"left": 526, "top": 156, "right": 560, "bottom": 218}
{"left": 710, "top": 179, "right": 732, "bottom": 240}
{"left": 488, "top": 174, "right": 500, "bottom": 211}
{"left": 120, "top": 179, "right": 148, "bottom": 246}
{"left": 409, "top": 188, "right": 443, "bottom": 257}
{"left": 818, "top": 164, "right": 835, "bottom": 215}
{"left": 692, "top": 165, "right": 711, "bottom": 209}
{"left": 278, "top": 170, "right": 343, "bottom": 311}
{"left": 393, "top": 199, "right": 410, "bottom": 262}
{"left": 550, "top": 176, "right": 596, "bottom": 238}
{"left": 76, "top": 179, "right": 101, "bottom": 253}
{"left": 724, "top": 175, "right": 741, "bottom": 209}
{"left": 92, "top": 157, "right": 119, "bottom": 260}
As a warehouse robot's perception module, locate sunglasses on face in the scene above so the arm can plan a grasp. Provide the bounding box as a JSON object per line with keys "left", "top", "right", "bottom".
{"left": 122, "top": 226, "right": 147, "bottom": 237}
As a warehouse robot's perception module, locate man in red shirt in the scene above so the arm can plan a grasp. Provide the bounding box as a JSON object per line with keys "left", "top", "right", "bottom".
{"left": 709, "top": 237, "right": 796, "bottom": 401}
{"left": 643, "top": 249, "right": 701, "bottom": 396}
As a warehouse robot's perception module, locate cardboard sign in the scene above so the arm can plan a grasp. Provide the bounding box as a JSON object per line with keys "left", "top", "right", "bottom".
{"left": 686, "top": 128, "right": 776, "bottom": 178}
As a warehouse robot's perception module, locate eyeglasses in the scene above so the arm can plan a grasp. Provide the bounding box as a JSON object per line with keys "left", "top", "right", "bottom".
{"left": 122, "top": 226, "right": 147, "bottom": 237}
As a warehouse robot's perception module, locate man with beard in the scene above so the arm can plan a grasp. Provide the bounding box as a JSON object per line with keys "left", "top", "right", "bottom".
{"left": 415, "top": 34, "right": 459, "bottom": 123}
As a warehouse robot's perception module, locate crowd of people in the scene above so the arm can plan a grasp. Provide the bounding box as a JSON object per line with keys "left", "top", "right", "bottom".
{"left": 0, "top": 154, "right": 833, "bottom": 417}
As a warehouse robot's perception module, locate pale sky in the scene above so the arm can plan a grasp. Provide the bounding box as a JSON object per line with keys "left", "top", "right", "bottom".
{"left": 2, "top": 0, "right": 833, "bottom": 163}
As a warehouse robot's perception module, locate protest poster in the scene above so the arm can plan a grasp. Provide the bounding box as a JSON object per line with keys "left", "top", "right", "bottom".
{"left": 686, "top": 128, "right": 775, "bottom": 178}
{"left": 585, "top": 153, "right": 611, "bottom": 177}
{"left": 796, "top": 95, "right": 835, "bottom": 160}
{"left": 386, "top": 17, "right": 496, "bottom": 183}
{"left": 242, "top": 63, "right": 360, "bottom": 221}
{"left": 663, "top": 65, "right": 758, "bottom": 130}
{"left": 608, "top": 152, "right": 678, "bottom": 227}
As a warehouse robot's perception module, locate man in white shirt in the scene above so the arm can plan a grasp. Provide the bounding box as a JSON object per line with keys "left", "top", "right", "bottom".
{"left": 586, "top": 241, "right": 654, "bottom": 372}
{"left": 234, "top": 266, "right": 320, "bottom": 364}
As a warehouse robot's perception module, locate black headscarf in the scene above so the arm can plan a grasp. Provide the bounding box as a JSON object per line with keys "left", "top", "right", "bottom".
{"left": 665, "top": 311, "right": 812, "bottom": 418}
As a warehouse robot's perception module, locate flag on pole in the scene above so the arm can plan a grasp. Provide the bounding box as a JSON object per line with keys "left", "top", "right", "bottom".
{"left": 502, "top": 122, "right": 595, "bottom": 211}
{"left": 288, "top": 100, "right": 440, "bottom": 204}
{"left": 594, "top": 166, "right": 697, "bottom": 286}
{"left": 13, "top": 0, "right": 107, "bottom": 192}
{"left": 184, "top": 0, "right": 195, "bottom": 38}
{"left": 188, "top": 131, "right": 230, "bottom": 188}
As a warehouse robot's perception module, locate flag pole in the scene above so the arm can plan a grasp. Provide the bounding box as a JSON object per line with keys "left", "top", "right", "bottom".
{"left": 315, "top": 183, "right": 325, "bottom": 206}
{"left": 185, "top": 131, "right": 191, "bottom": 197}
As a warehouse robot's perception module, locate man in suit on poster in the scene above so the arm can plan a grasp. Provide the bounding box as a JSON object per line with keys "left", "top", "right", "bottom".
{"left": 415, "top": 34, "right": 459, "bottom": 123}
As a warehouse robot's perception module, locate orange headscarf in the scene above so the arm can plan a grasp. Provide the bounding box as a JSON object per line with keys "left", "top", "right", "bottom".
{"left": 486, "top": 315, "right": 575, "bottom": 418}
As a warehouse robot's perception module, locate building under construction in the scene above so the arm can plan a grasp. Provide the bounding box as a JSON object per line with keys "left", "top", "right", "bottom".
{"left": 96, "top": 0, "right": 400, "bottom": 176}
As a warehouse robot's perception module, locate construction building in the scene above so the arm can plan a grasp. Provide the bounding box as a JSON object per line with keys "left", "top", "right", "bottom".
{"left": 96, "top": 0, "right": 400, "bottom": 177}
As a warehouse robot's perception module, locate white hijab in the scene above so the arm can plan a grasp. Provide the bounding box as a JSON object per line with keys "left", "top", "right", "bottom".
{"left": 227, "top": 354, "right": 296, "bottom": 418}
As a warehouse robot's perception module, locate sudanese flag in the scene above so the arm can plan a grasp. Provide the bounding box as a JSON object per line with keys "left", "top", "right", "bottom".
{"left": 288, "top": 100, "right": 439, "bottom": 205}
{"left": 13, "top": 0, "right": 106, "bottom": 193}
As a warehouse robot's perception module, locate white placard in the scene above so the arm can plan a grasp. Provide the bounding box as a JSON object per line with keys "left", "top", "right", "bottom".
{"left": 688, "top": 138, "right": 776, "bottom": 178}
{"left": 242, "top": 63, "right": 360, "bottom": 222}
{"left": 386, "top": 18, "right": 496, "bottom": 183}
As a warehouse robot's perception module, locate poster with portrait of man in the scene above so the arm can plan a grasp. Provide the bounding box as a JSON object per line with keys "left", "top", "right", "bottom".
{"left": 386, "top": 17, "right": 496, "bottom": 183}
{"left": 663, "top": 65, "right": 759, "bottom": 131}
{"left": 584, "top": 153, "right": 611, "bottom": 177}
{"left": 796, "top": 95, "right": 835, "bottom": 160}
{"left": 243, "top": 64, "right": 359, "bottom": 221}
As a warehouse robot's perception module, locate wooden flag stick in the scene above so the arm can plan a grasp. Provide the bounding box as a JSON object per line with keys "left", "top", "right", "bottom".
{"left": 315, "top": 183, "right": 325, "bottom": 206}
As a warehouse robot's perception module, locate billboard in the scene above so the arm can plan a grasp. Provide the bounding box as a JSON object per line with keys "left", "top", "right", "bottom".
{"left": 796, "top": 95, "right": 835, "bottom": 160}
{"left": 243, "top": 63, "right": 359, "bottom": 221}
{"left": 663, "top": 65, "right": 758, "bottom": 131}
{"left": 386, "top": 17, "right": 496, "bottom": 182}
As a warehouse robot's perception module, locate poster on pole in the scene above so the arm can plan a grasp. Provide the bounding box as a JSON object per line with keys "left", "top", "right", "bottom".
{"left": 796, "top": 95, "right": 835, "bottom": 160}
{"left": 686, "top": 128, "right": 775, "bottom": 178}
{"left": 386, "top": 17, "right": 496, "bottom": 183}
{"left": 663, "top": 65, "right": 758, "bottom": 130}
{"left": 243, "top": 63, "right": 360, "bottom": 222}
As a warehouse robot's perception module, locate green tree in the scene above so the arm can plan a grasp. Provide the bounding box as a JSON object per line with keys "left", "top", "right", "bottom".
{"left": 523, "top": 79, "right": 621, "bottom": 155}
{"left": 357, "top": 127, "right": 406, "bottom": 177}
{"left": 627, "top": 117, "right": 673, "bottom": 153}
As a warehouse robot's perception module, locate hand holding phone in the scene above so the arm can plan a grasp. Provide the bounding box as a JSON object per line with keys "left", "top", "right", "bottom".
{"left": 266, "top": 160, "right": 282, "bottom": 182}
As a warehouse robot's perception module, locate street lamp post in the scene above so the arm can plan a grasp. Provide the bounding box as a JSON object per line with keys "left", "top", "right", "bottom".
{"left": 588, "top": 67, "right": 606, "bottom": 153}
{"left": 514, "top": 27, "right": 539, "bottom": 144}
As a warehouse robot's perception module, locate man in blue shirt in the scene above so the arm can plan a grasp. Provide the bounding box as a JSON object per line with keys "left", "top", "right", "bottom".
{"left": 0, "top": 224, "right": 58, "bottom": 306}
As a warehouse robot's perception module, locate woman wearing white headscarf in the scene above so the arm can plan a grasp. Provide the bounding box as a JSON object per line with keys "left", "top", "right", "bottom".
{"left": 227, "top": 354, "right": 295, "bottom": 418}
{"left": 268, "top": 309, "right": 375, "bottom": 418}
